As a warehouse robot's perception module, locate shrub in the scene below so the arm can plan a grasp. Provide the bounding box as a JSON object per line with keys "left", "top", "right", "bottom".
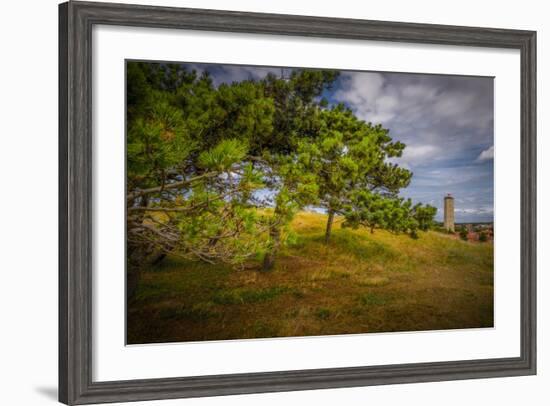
{"left": 459, "top": 228, "right": 468, "bottom": 241}
{"left": 479, "top": 232, "right": 488, "bottom": 242}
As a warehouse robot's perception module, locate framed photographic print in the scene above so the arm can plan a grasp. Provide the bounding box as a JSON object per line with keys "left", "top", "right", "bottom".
{"left": 59, "top": 1, "right": 536, "bottom": 404}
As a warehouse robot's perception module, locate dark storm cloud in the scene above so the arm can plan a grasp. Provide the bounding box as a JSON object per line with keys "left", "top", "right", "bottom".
{"left": 178, "top": 63, "right": 494, "bottom": 223}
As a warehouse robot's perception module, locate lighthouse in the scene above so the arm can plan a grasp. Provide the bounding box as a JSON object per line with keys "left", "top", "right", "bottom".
{"left": 444, "top": 194, "right": 455, "bottom": 232}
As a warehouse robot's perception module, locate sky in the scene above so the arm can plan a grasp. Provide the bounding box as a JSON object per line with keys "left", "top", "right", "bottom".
{"left": 182, "top": 62, "right": 494, "bottom": 223}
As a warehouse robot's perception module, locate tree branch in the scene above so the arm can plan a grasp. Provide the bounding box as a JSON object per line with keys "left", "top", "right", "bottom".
{"left": 126, "top": 171, "right": 219, "bottom": 203}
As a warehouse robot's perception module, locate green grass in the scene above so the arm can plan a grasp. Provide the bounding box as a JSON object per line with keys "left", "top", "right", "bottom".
{"left": 158, "top": 302, "right": 217, "bottom": 321}
{"left": 314, "top": 308, "right": 331, "bottom": 320}
{"left": 212, "top": 286, "right": 288, "bottom": 305}
{"left": 127, "top": 211, "right": 494, "bottom": 344}
{"left": 358, "top": 292, "right": 388, "bottom": 306}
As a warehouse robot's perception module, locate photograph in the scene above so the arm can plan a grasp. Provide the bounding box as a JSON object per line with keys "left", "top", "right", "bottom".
{"left": 125, "top": 60, "right": 494, "bottom": 345}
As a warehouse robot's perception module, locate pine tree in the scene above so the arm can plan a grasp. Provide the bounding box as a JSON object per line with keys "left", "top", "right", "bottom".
{"left": 299, "top": 104, "right": 415, "bottom": 243}
{"left": 126, "top": 63, "right": 276, "bottom": 281}
{"left": 257, "top": 69, "right": 339, "bottom": 270}
{"left": 341, "top": 191, "right": 436, "bottom": 238}
{"left": 125, "top": 62, "right": 436, "bottom": 280}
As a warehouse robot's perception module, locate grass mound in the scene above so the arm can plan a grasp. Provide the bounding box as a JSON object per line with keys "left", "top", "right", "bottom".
{"left": 128, "top": 211, "right": 493, "bottom": 344}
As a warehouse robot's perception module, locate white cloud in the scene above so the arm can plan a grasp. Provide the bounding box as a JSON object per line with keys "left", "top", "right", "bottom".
{"left": 476, "top": 145, "right": 494, "bottom": 162}
{"left": 333, "top": 72, "right": 392, "bottom": 122}
{"left": 402, "top": 144, "right": 439, "bottom": 161}
{"left": 332, "top": 72, "right": 493, "bottom": 153}
{"left": 455, "top": 207, "right": 494, "bottom": 215}
{"left": 391, "top": 144, "right": 440, "bottom": 168}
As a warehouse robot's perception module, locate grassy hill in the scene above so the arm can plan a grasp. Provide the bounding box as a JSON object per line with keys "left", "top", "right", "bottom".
{"left": 127, "top": 211, "right": 494, "bottom": 344}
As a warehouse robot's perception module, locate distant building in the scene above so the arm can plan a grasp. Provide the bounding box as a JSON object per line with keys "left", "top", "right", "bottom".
{"left": 444, "top": 194, "right": 455, "bottom": 232}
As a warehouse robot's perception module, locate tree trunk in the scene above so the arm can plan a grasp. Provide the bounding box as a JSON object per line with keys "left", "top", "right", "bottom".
{"left": 262, "top": 223, "right": 281, "bottom": 272}
{"left": 324, "top": 210, "right": 335, "bottom": 244}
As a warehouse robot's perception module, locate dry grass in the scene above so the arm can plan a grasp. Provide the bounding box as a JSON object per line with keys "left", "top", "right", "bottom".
{"left": 127, "top": 211, "right": 494, "bottom": 344}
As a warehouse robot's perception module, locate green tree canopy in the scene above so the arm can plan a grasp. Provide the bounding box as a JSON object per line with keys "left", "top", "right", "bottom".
{"left": 125, "top": 62, "right": 436, "bottom": 280}
{"left": 342, "top": 191, "right": 436, "bottom": 239}
{"left": 298, "top": 104, "right": 415, "bottom": 243}
{"left": 126, "top": 63, "right": 276, "bottom": 270}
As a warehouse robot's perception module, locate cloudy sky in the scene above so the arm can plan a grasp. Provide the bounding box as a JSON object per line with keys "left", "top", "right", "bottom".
{"left": 183, "top": 62, "right": 494, "bottom": 223}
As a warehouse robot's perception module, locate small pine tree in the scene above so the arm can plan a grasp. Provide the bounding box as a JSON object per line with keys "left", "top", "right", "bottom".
{"left": 341, "top": 191, "right": 435, "bottom": 238}
{"left": 299, "top": 104, "right": 414, "bottom": 243}
{"left": 479, "top": 231, "right": 488, "bottom": 242}
{"left": 459, "top": 227, "right": 468, "bottom": 241}
{"left": 413, "top": 204, "right": 437, "bottom": 231}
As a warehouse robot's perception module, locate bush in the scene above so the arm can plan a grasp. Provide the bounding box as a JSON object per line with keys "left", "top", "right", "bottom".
{"left": 459, "top": 228, "right": 468, "bottom": 241}
{"left": 479, "top": 232, "right": 488, "bottom": 242}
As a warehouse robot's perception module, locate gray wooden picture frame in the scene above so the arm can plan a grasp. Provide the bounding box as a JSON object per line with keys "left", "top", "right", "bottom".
{"left": 59, "top": 1, "right": 537, "bottom": 404}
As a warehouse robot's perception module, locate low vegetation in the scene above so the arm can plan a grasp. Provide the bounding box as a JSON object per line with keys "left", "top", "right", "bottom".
{"left": 127, "top": 211, "right": 494, "bottom": 344}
